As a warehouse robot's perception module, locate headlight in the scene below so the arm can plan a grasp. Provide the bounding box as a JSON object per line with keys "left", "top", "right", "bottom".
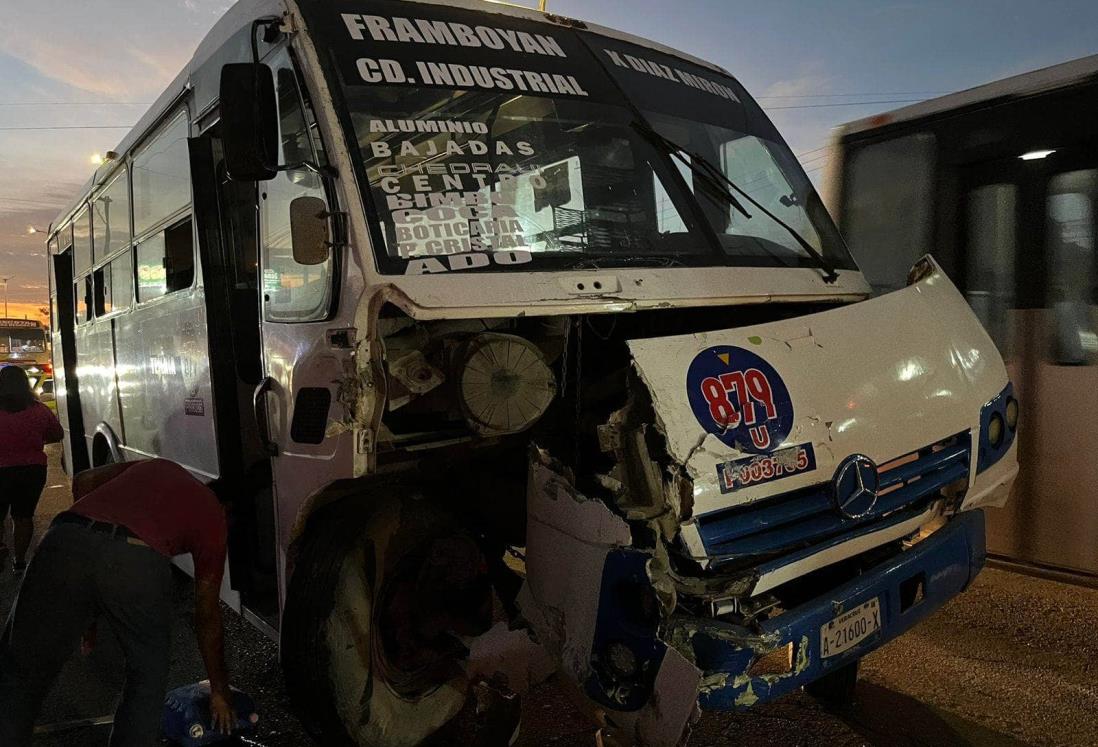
{"left": 987, "top": 413, "right": 1004, "bottom": 448}
{"left": 977, "top": 383, "right": 1016, "bottom": 474}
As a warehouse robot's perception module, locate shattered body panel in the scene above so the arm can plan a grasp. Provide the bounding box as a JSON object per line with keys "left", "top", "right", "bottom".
{"left": 519, "top": 452, "right": 703, "bottom": 746}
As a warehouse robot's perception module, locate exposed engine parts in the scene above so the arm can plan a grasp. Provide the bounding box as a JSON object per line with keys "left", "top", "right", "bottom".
{"left": 454, "top": 333, "right": 556, "bottom": 436}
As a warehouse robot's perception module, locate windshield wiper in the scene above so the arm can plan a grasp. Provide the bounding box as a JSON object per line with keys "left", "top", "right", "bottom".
{"left": 569, "top": 255, "right": 686, "bottom": 270}
{"left": 632, "top": 120, "right": 840, "bottom": 283}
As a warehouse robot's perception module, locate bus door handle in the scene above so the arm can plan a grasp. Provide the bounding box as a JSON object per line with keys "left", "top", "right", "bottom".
{"left": 253, "top": 376, "right": 280, "bottom": 457}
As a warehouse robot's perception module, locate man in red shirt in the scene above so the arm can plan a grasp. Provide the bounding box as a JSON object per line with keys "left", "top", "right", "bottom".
{"left": 0, "top": 458, "right": 235, "bottom": 746}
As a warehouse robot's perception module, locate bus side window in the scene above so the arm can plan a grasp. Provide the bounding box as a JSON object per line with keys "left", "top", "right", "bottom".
{"left": 73, "top": 207, "right": 93, "bottom": 276}
{"left": 965, "top": 184, "right": 1016, "bottom": 357}
{"left": 111, "top": 251, "right": 133, "bottom": 311}
{"left": 1047, "top": 170, "right": 1098, "bottom": 365}
{"left": 92, "top": 166, "right": 132, "bottom": 261}
{"left": 261, "top": 51, "right": 333, "bottom": 323}
{"left": 132, "top": 109, "right": 195, "bottom": 304}
{"left": 135, "top": 218, "right": 194, "bottom": 303}
{"left": 843, "top": 133, "right": 936, "bottom": 293}
{"left": 133, "top": 112, "right": 191, "bottom": 237}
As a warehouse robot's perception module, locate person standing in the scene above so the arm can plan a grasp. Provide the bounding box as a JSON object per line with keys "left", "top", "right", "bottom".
{"left": 0, "top": 365, "right": 63, "bottom": 572}
{"left": 0, "top": 458, "right": 236, "bottom": 746}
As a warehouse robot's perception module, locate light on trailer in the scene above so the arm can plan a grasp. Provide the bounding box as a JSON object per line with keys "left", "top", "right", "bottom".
{"left": 1019, "top": 149, "right": 1056, "bottom": 161}
{"left": 90, "top": 153, "right": 104, "bottom": 165}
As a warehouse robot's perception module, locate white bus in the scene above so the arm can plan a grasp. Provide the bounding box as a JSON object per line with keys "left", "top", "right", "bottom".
{"left": 826, "top": 55, "right": 1097, "bottom": 584}
{"left": 46, "top": 1, "right": 1017, "bottom": 744}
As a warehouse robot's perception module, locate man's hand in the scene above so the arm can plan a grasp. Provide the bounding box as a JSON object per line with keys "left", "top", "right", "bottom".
{"left": 195, "top": 579, "right": 233, "bottom": 733}
{"left": 209, "top": 687, "right": 235, "bottom": 735}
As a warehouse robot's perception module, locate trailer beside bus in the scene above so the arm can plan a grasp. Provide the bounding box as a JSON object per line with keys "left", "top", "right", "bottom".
{"left": 826, "top": 54, "right": 1097, "bottom": 583}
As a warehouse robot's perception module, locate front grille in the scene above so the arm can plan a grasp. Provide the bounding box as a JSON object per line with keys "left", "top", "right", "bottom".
{"left": 694, "top": 432, "right": 970, "bottom": 566}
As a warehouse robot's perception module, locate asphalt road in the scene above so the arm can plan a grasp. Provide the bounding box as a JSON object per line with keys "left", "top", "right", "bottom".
{"left": 3, "top": 447, "right": 1097, "bottom": 746}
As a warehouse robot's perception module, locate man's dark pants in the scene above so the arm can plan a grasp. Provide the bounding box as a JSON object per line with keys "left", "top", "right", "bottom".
{"left": 0, "top": 521, "right": 173, "bottom": 746}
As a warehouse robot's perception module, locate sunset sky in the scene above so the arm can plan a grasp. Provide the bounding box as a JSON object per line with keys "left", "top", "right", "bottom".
{"left": 2, "top": 0, "right": 1097, "bottom": 317}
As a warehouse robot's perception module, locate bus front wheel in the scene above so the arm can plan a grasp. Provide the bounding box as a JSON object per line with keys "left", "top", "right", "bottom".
{"left": 282, "top": 495, "right": 497, "bottom": 746}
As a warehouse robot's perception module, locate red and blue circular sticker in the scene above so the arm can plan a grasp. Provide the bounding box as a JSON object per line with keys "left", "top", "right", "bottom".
{"left": 686, "top": 345, "right": 794, "bottom": 454}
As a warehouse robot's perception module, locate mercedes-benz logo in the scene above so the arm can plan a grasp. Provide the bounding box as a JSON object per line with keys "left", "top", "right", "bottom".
{"left": 832, "top": 454, "right": 880, "bottom": 519}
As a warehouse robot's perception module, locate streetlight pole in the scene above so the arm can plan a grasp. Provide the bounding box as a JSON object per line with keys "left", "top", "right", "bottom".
{"left": 0, "top": 276, "right": 10, "bottom": 317}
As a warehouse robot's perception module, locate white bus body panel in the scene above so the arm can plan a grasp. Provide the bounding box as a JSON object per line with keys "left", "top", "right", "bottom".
{"left": 113, "top": 288, "right": 219, "bottom": 477}
{"left": 74, "top": 319, "right": 122, "bottom": 462}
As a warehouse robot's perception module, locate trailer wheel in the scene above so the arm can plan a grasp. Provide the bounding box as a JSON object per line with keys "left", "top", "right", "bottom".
{"left": 282, "top": 495, "right": 496, "bottom": 747}
{"left": 805, "top": 659, "right": 859, "bottom": 709}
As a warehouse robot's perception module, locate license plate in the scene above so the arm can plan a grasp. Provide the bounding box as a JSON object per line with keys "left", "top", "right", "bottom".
{"left": 820, "top": 598, "right": 881, "bottom": 658}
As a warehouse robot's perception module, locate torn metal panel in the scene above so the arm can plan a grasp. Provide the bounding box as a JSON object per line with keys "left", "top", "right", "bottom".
{"left": 597, "top": 388, "right": 686, "bottom": 542}
{"left": 519, "top": 450, "right": 702, "bottom": 746}
{"left": 603, "top": 648, "right": 703, "bottom": 747}
{"left": 519, "top": 450, "right": 632, "bottom": 682}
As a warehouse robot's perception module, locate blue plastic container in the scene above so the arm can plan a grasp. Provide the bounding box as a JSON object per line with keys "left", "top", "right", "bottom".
{"left": 162, "top": 681, "right": 259, "bottom": 746}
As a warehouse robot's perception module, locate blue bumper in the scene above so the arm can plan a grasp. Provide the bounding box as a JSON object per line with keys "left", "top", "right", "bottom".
{"left": 583, "top": 511, "right": 985, "bottom": 713}
{"left": 683, "top": 509, "right": 986, "bottom": 710}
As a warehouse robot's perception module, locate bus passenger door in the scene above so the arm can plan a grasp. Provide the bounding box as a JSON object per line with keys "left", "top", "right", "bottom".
{"left": 190, "top": 130, "right": 279, "bottom": 625}
{"left": 51, "top": 245, "right": 90, "bottom": 474}
{"left": 254, "top": 49, "right": 350, "bottom": 610}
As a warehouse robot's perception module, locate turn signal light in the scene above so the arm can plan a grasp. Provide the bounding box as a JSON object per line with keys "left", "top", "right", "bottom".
{"left": 1005, "top": 398, "right": 1019, "bottom": 430}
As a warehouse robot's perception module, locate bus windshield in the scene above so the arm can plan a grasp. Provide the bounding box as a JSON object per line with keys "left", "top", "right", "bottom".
{"left": 309, "top": 2, "right": 853, "bottom": 275}
{"left": 345, "top": 89, "right": 850, "bottom": 275}
{"left": 0, "top": 327, "right": 46, "bottom": 354}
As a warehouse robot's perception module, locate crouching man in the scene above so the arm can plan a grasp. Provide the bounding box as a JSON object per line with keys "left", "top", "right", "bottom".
{"left": 0, "top": 458, "right": 235, "bottom": 746}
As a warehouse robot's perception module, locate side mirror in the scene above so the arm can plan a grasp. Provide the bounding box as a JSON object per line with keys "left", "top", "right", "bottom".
{"left": 289, "top": 196, "right": 330, "bottom": 265}
{"left": 219, "top": 63, "right": 278, "bottom": 181}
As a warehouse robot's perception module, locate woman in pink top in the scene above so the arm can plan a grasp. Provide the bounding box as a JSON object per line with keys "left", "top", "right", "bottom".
{"left": 0, "top": 365, "right": 63, "bottom": 572}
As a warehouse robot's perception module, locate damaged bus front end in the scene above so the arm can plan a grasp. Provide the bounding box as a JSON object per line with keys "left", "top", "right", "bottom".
{"left": 518, "top": 256, "right": 1017, "bottom": 743}
{"left": 241, "top": 1, "right": 1025, "bottom": 744}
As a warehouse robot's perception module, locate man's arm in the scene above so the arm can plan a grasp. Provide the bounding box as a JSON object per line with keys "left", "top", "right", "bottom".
{"left": 195, "top": 579, "right": 234, "bottom": 734}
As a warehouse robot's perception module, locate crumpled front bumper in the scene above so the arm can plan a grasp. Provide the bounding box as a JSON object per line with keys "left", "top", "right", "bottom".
{"left": 520, "top": 449, "right": 989, "bottom": 743}
{"left": 679, "top": 508, "right": 986, "bottom": 710}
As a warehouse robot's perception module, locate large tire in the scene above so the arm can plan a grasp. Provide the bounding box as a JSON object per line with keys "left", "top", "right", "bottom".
{"left": 805, "top": 659, "right": 859, "bottom": 710}
{"left": 282, "top": 493, "right": 496, "bottom": 746}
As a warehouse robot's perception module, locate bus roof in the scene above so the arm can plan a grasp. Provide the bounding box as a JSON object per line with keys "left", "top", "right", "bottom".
{"left": 49, "top": 0, "right": 732, "bottom": 236}
{"left": 838, "top": 53, "right": 1098, "bottom": 139}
